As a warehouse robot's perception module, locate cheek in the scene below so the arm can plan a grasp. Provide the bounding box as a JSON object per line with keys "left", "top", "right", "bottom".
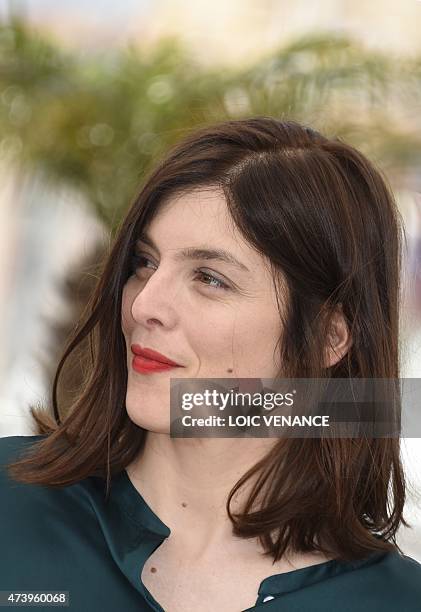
{"left": 190, "top": 304, "right": 237, "bottom": 350}
{"left": 187, "top": 303, "right": 277, "bottom": 373}
{"left": 230, "top": 307, "right": 281, "bottom": 374}
{"left": 121, "top": 284, "right": 134, "bottom": 337}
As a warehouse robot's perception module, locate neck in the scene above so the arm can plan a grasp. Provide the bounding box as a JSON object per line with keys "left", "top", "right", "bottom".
{"left": 126, "top": 433, "right": 277, "bottom": 557}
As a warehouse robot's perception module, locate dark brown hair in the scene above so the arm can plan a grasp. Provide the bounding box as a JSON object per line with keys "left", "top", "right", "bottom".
{"left": 6, "top": 116, "right": 409, "bottom": 563}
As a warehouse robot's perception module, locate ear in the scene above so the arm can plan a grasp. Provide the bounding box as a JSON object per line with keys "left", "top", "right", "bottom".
{"left": 324, "top": 304, "right": 353, "bottom": 368}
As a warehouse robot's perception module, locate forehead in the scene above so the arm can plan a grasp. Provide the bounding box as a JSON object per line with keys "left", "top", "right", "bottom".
{"left": 142, "top": 188, "right": 277, "bottom": 280}
{"left": 146, "top": 187, "right": 261, "bottom": 259}
{"left": 142, "top": 186, "right": 280, "bottom": 290}
{"left": 151, "top": 187, "right": 236, "bottom": 239}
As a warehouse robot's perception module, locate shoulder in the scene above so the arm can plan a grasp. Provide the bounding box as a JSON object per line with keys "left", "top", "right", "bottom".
{"left": 0, "top": 436, "right": 111, "bottom": 594}
{"left": 379, "top": 550, "right": 421, "bottom": 600}
{"left": 0, "top": 434, "right": 54, "bottom": 512}
{"left": 0, "top": 435, "right": 103, "bottom": 549}
{"left": 0, "top": 434, "right": 95, "bottom": 516}
{"left": 0, "top": 435, "right": 53, "bottom": 545}
{"left": 284, "top": 551, "right": 421, "bottom": 612}
{"left": 0, "top": 434, "right": 46, "bottom": 457}
{"left": 0, "top": 434, "right": 47, "bottom": 480}
{"left": 340, "top": 550, "right": 421, "bottom": 611}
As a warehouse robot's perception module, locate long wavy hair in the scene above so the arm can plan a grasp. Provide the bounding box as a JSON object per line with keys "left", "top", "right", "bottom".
{"left": 6, "top": 116, "right": 409, "bottom": 563}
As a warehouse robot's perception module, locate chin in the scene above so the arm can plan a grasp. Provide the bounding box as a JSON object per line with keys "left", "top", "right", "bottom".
{"left": 125, "top": 394, "right": 171, "bottom": 434}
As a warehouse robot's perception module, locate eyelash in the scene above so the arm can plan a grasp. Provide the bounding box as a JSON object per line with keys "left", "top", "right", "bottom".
{"left": 128, "top": 254, "right": 231, "bottom": 291}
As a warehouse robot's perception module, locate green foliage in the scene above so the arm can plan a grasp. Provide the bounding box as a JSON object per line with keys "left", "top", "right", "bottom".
{"left": 1, "top": 18, "right": 420, "bottom": 230}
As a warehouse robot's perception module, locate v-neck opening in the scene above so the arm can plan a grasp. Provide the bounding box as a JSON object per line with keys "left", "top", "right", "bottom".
{"left": 110, "top": 468, "right": 391, "bottom": 610}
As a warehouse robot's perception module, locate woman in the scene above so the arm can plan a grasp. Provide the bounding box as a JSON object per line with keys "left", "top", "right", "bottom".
{"left": 1, "top": 117, "right": 421, "bottom": 611}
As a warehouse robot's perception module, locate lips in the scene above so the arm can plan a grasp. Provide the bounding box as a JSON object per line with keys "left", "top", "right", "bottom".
{"left": 130, "top": 344, "right": 182, "bottom": 367}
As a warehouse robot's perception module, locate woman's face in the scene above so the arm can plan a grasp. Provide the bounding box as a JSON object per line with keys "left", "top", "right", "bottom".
{"left": 121, "top": 187, "right": 285, "bottom": 433}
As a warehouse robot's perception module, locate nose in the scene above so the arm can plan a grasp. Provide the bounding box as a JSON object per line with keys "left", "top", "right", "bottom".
{"left": 130, "top": 266, "right": 180, "bottom": 329}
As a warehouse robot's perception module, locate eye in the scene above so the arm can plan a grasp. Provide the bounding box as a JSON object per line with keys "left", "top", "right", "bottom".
{"left": 129, "top": 254, "right": 156, "bottom": 275}
{"left": 128, "top": 252, "right": 230, "bottom": 292}
{"left": 194, "top": 270, "right": 230, "bottom": 291}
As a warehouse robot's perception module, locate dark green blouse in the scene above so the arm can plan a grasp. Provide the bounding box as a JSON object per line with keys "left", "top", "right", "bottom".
{"left": 1, "top": 435, "right": 421, "bottom": 611}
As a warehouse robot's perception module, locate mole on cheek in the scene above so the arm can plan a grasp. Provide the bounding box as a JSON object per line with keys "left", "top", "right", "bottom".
{"left": 150, "top": 567, "right": 157, "bottom": 573}
{"left": 181, "top": 502, "right": 187, "bottom": 507}
{"left": 227, "top": 368, "right": 233, "bottom": 373}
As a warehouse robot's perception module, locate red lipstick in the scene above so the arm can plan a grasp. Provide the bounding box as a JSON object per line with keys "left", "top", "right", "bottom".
{"left": 130, "top": 344, "right": 183, "bottom": 374}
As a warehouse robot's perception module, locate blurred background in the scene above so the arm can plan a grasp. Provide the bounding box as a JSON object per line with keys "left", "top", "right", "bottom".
{"left": 0, "top": 0, "right": 420, "bottom": 559}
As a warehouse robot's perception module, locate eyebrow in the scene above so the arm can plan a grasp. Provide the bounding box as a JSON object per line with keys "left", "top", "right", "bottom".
{"left": 136, "top": 233, "right": 251, "bottom": 273}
